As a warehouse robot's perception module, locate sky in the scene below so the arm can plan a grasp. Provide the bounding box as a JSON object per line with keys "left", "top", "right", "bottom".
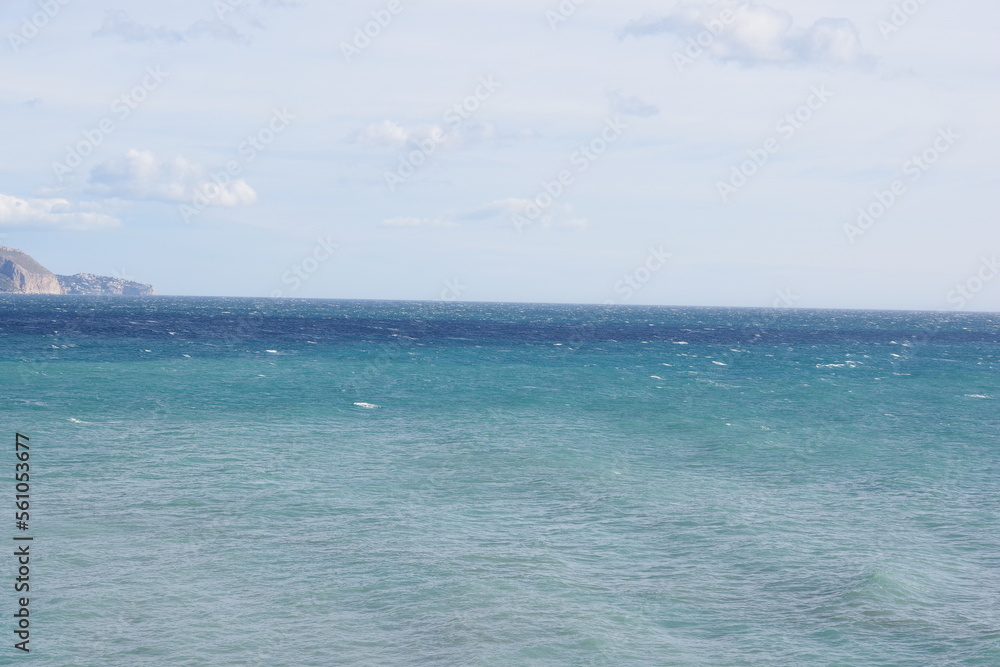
{"left": 1, "top": 0, "right": 998, "bottom": 311}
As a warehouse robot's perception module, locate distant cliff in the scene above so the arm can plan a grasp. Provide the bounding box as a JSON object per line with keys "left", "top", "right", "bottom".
{"left": 57, "top": 273, "right": 156, "bottom": 296}
{"left": 0, "top": 246, "right": 63, "bottom": 294}
{"left": 0, "top": 246, "right": 156, "bottom": 296}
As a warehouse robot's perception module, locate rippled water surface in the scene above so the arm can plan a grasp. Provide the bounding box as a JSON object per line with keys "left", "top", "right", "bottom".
{"left": 1, "top": 296, "right": 998, "bottom": 665}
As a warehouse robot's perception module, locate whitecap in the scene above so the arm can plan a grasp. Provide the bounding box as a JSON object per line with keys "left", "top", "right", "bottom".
{"left": 353, "top": 402, "right": 380, "bottom": 409}
{"left": 69, "top": 418, "right": 92, "bottom": 424}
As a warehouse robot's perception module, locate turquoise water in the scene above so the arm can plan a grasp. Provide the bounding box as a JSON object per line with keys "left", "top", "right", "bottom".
{"left": 1, "top": 296, "right": 999, "bottom": 665}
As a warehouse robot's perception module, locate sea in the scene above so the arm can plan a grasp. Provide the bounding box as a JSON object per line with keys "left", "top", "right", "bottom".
{"left": 1, "top": 295, "right": 998, "bottom": 666}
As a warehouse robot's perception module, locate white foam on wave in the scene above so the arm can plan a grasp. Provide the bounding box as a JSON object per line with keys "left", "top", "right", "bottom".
{"left": 818, "top": 360, "right": 861, "bottom": 368}
{"left": 69, "top": 418, "right": 92, "bottom": 424}
{"left": 353, "top": 402, "right": 380, "bottom": 409}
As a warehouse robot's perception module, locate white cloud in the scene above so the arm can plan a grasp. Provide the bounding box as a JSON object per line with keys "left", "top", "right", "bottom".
{"left": 381, "top": 217, "right": 459, "bottom": 229}
{"left": 94, "top": 10, "right": 248, "bottom": 44}
{"left": 622, "top": 1, "right": 866, "bottom": 67}
{"left": 608, "top": 90, "right": 660, "bottom": 118}
{"left": 0, "top": 194, "right": 119, "bottom": 231}
{"left": 458, "top": 199, "right": 588, "bottom": 230}
{"left": 799, "top": 18, "right": 865, "bottom": 65}
{"left": 358, "top": 120, "right": 415, "bottom": 149}
{"left": 458, "top": 198, "right": 524, "bottom": 220}
{"left": 354, "top": 119, "right": 499, "bottom": 151}
{"left": 88, "top": 150, "right": 258, "bottom": 207}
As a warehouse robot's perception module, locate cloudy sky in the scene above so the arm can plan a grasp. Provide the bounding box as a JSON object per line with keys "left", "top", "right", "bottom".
{"left": 1, "top": 0, "right": 997, "bottom": 310}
